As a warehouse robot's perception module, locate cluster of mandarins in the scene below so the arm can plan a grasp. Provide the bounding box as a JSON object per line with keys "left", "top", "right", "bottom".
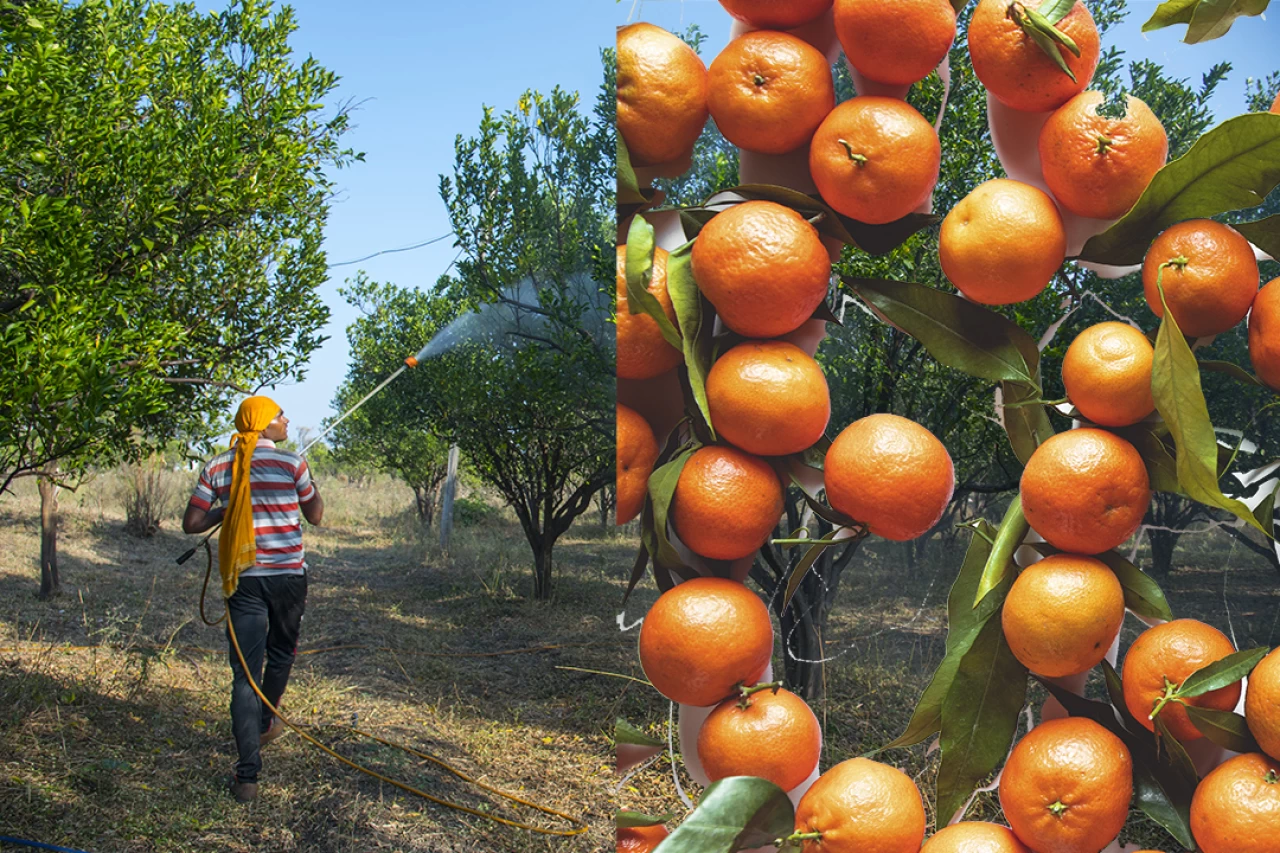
{"left": 616, "top": 1, "right": 1280, "bottom": 853}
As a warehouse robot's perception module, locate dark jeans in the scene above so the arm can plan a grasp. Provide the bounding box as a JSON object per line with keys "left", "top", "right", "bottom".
{"left": 225, "top": 573, "right": 307, "bottom": 782}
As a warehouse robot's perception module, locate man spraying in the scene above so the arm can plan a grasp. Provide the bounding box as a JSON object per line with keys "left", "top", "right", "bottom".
{"left": 182, "top": 395, "right": 324, "bottom": 803}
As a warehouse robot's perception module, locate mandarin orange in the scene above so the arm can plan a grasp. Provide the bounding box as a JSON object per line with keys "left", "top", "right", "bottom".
{"left": 793, "top": 757, "right": 926, "bottom": 853}
{"left": 834, "top": 0, "right": 956, "bottom": 86}
{"left": 617, "top": 23, "right": 708, "bottom": 167}
{"left": 670, "top": 444, "right": 784, "bottom": 561}
{"left": 968, "top": 0, "right": 1100, "bottom": 113}
{"left": 706, "top": 340, "right": 830, "bottom": 457}
{"left": 697, "top": 686, "right": 821, "bottom": 792}
{"left": 1122, "top": 618, "right": 1242, "bottom": 741}
{"left": 617, "top": 244, "right": 683, "bottom": 380}
{"left": 616, "top": 403, "right": 659, "bottom": 526}
{"left": 1061, "top": 321, "right": 1156, "bottom": 427}
{"left": 1190, "top": 752, "right": 1280, "bottom": 853}
{"left": 1248, "top": 277, "right": 1280, "bottom": 391}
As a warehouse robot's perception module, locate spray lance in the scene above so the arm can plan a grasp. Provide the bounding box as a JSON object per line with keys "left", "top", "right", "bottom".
{"left": 174, "top": 348, "right": 428, "bottom": 567}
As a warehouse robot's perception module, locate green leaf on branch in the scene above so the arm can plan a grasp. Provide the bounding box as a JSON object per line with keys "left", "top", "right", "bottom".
{"left": 1153, "top": 714, "right": 1200, "bottom": 780}
{"left": 728, "top": 184, "right": 939, "bottom": 255}
{"left": 1199, "top": 359, "right": 1265, "bottom": 388}
{"left": 1037, "top": 0, "right": 1077, "bottom": 24}
{"left": 973, "top": 496, "right": 1028, "bottom": 608}
{"left": 618, "top": 134, "right": 658, "bottom": 210}
{"left": 782, "top": 530, "right": 857, "bottom": 612}
{"left": 1115, "top": 422, "right": 1183, "bottom": 495}
{"left": 623, "top": 540, "right": 650, "bottom": 604}
{"left": 1176, "top": 647, "right": 1268, "bottom": 698}
{"left": 1094, "top": 549, "right": 1175, "bottom": 622}
{"left": 1168, "top": 0, "right": 1271, "bottom": 43}
{"left": 1078, "top": 112, "right": 1280, "bottom": 265}
{"left": 666, "top": 241, "right": 715, "bottom": 439}
{"left": 625, "top": 215, "right": 682, "bottom": 349}
{"left": 848, "top": 278, "right": 1041, "bottom": 385}
{"left": 615, "top": 718, "right": 665, "bottom": 748}
{"left": 1001, "top": 378, "right": 1056, "bottom": 465}
{"left": 936, "top": 617, "right": 1028, "bottom": 826}
{"left": 679, "top": 208, "right": 719, "bottom": 240}
{"left": 880, "top": 521, "right": 1008, "bottom": 750}
{"left": 617, "top": 810, "right": 673, "bottom": 829}
{"left": 1142, "top": 0, "right": 1201, "bottom": 31}
{"left": 655, "top": 777, "right": 794, "bottom": 853}
{"left": 1152, "top": 276, "right": 1269, "bottom": 534}
{"left": 1234, "top": 213, "right": 1280, "bottom": 262}
{"left": 1185, "top": 706, "right": 1261, "bottom": 752}
{"left": 644, "top": 445, "right": 698, "bottom": 577}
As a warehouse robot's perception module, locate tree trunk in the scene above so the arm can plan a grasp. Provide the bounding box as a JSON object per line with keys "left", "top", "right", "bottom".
{"left": 438, "top": 444, "right": 460, "bottom": 551}
{"left": 780, "top": 582, "right": 826, "bottom": 702}
{"left": 38, "top": 463, "right": 59, "bottom": 600}
{"left": 533, "top": 536, "right": 555, "bottom": 600}
{"left": 1148, "top": 528, "right": 1179, "bottom": 578}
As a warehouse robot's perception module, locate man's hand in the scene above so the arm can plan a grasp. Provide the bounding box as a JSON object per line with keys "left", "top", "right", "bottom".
{"left": 183, "top": 503, "right": 224, "bottom": 535}
{"left": 301, "top": 487, "right": 324, "bottom": 526}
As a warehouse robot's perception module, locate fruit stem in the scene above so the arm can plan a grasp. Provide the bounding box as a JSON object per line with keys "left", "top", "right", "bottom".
{"left": 1266, "top": 770, "right": 1278, "bottom": 784}
{"left": 836, "top": 139, "right": 867, "bottom": 165}
{"left": 1095, "top": 135, "right": 1113, "bottom": 155}
{"left": 1047, "top": 800, "right": 1068, "bottom": 818}
{"left": 753, "top": 73, "right": 766, "bottom": 87}
{"left": 1161, "top": 255, "right": 1190, "bottom": 273}
{"left": 776, "top": 831, "right": 823, "bottom": 849}
{"left": 740, "top": 680, "right": 784, "bottom": 702}
{"left": 1148, "top": 676, "right": 1184, "bottom": 721}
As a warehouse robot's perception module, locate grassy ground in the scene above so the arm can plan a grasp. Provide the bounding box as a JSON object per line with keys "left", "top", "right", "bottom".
{"left": 3, "top": 472, "right": 1277, "bottom": 851}
{"left": 0, "top": 471, "right": 633, "bottom": 852}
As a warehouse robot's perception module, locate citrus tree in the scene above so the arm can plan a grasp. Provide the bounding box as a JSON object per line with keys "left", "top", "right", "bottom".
{"left": 615, "top": 0, "right": 1280, "bottom": 849}
{"left": 0, "top": 0, "right": 358, "bottom": 597}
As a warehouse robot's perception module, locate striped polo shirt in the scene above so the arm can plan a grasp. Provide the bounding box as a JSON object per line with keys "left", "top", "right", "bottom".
{"left": 189, "top": 439, "right": 316, "bottom": 576}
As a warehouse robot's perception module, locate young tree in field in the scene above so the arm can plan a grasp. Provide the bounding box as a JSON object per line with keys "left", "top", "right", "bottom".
{"left": 330, "top": 274, "right": 457, "bottom": 527}
{"left": 0, "top": 0, "right": 358, "bottom": 597}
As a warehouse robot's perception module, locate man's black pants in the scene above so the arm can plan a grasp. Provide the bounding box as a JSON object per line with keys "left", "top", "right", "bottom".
{"left": 225, "top": 573, "right": 307, "bottom": 783}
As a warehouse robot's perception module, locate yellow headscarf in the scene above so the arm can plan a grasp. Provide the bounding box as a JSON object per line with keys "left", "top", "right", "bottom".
{"left": 218, "top": 395, "right": 281, "bottom": 598}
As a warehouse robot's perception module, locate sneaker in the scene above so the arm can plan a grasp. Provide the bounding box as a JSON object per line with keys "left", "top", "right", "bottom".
{"left": 230, "top": 777, "right": 258, "bottom": 804}
{"left": 260, "top": 715, "right": 287, "bottom": 749}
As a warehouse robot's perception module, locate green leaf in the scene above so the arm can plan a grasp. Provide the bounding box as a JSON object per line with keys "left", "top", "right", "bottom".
{"left": 1188, "top": 705, "right": 1262, "bottom": 753}
{"left": 1036, "top": 0, "right": 1076, "bottom": 24}
{"left": 1142, "top": 0, "right": 1202, "bottom": 31}
{"left": 1079, "top": 113, "right": 1280, "bottom": 265}
{"left": 617, "top": 134, "right": 652, "bottom": 208}
{"left": 1094, "top": 549, "right": 1175, "bottom": 622}
{"left": 974, "top": 496, "right": 1028, "bottom": 608}
{"left": 1199, "top": 359, "right": 1265, "bottom": 388}
{"left": 679, "top": 208, "right": 718, "bottom": 240}
{"left": 655, "top": 777, "right": 794, "bottom": 853}
{"left": 617, "top": 810, "right": 673, "bottom": 829}
{"left": 645, "top": 445, "right": 698, "bottom": 574}
{"left": 1176, "top": 646, "right": 1268, "bottom": 698}
{"left": 936, "top": 616, "right": 1028, "bottom": 826}
{"left": 1037, "top": 675, "right": 1122, "bottom": 730}
{"left": 1185, "top": 0, "right": 1269, "bottom": 43}
{"left": 615, "top": 718, "right": 664, "bottom": 748}
{"left": 811, "top": 299, "right": 842, "bottom": 326}
{"left": 1257, "top": 483, "right": 1277, "bottom": 531}
{"left": 881, "top": 522, "right": 1004, "bottom": 750}
{"left": 1017, "top": 10, "right": 1077, "bottom": 81}
{"left": 1235, "top": 213, "right": 1280, "bottom": 262}
{"left": 623, "top": 540, "right": 649, "bottom": 604}
{"left": 1152, "top": 275, "right": 1269, "bottom": 533}
{"left": 666, "top": 241, "right": 714, "bottom": 439}
{"left": 1115, "top": 423, "right": 1183, "bottom": 495}
{"left": 782, "top": 531, "right": 848, "bottom": 612}
{"left": 951, "top": 0, "right": 968, "bottom": 14}
{"left": 1153, "top": 714, "right": 1200, "bottom": 784}
{"left": 625, "top": 215, "right": 682, "bottom": 349}
{"left": 18, "top": 198, "right": 30, "bottom": 223}
{"left": 849, "top": 278, "right": 1040, "bottom": 385}
{"left": 728, "top": 184, "right": 939, "bottom": 255}
{"left": 1001, "top": 379, "right": 1055, "bottom": 466}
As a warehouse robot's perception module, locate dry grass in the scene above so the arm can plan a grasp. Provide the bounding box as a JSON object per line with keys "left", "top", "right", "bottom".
{"left": 0, "top": 471, "right": 638, "bottom": 852}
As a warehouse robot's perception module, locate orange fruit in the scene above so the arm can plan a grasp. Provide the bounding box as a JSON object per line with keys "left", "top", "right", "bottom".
{"left": 638, "top": 576, "right": 774, "bottom": 707}
{"left": 1019, "top": 428, "right": 1150, "bottom": 555}
{"left": 823, "top": 414, "right": 954, "bottom": 541}
{"left": 617, "top": 823, "right": 669, "bottom": 853}
{"left": 834, "top": 0, "right": 957, "bottom": 86}
{"left": 793, "top": 757, "right": 926, "bottom": 853}
{"left": 920, "top": 822, "right": 1031, "bottom": 853}
{"left": 670, "top": 444, "right": 784, "bottom": 561}
{"left": 617, "top": 245, "right": 683, "bottom": 381}
{"left": 1141, "top": 219, "right": 1260, "bottom": 339}
{"left": 1001, "top": 553, "right": 1125, "bottom": 678}
{"left": 968, "top": 0, "right": 1100, "bottom": 113}
{"left": 809, "top": 96, "right": 941, "bottom": 225}
{"left": 1039, "top": 92, "right": 1168, "bottom": 220}
{"left": 1245, "top": 646, "right": 1280, "bottom": 760}
{"left": 939, "top": 178, "right": 1066, "bottom": 305}
{"left": 999, "top": 717, "right": 1132, "bottom": 853}
{"left": 1272, "top": 91, "right": 1280, "bottom": 114}
{"left": 1121, "top": 618, "right": 1242, "bottom": 741}
{"left": 707, "top": 31, "right": 835, "bottom": 155}
{"left": 691, "top": 201, "right": 831, "bottom": 338}
{"left": 1248, "top": 277, "right": 1280, "bottom": 391}
{"left": 697, "top": 686, "right": 821, "bottom": 792}
{"left": 1190, "top": 752, "right": 1280, "bottom": 853}
{"left": 1061, "top": 321, "right": 1156, "bottom": 428}
{"left": 706, "top": 340, "right": 830, "bottom": 457}
{"left": 617, "top": 23, "right": 708, "bottom": 167}
{"left": 718, "top": 0, "right": 834, "bottom": 29}
{"left": 616, "top": 403, "right": 659, "bottom": 526}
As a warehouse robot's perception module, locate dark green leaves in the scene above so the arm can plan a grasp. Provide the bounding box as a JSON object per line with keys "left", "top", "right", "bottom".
{"left": 1151, "top": 276, "right": 1269, "bottom": 533}
{"left": 936, "top": 617, "right": 1028, "bottom": 825}
{"left": 1177, "top": 647, "right": 1268, "bottom": 698}
{"left": 1079, "top": 113, "right": 1280, "bottom": 265}
{"left": 615, "top": 718, "right": 664, "bottom": 748}
{"left": 616, "top": 810, "right": 672, "bottom": 829}
{"left": 1142, "top": 0, "right": 1270, "bottom": 43}
{"left": 644, "top": 444, "right": 698, "bottom": 579}
{"left": 1093, "top": 549, "right": 1175, "bottom": 622}
{"left": 667, "top": 241, "right": 715, "bottom": 438}
{"left": 625, "top": 215, "right": 682, "bottom": 349}
{"left": 1185, "top": 706, "right": 1261, "bottom": 752}
{"left": 846, "top": 278, "right": 1041, "bottom": 385}
{"left": 654, "top": 777, "right": 794, "bottom": 853}
{"left": 973, "top": 497, "right": 1029, "bottom": 608}
{"left": 727, "top": 184, "right": 939, "bottom": 255}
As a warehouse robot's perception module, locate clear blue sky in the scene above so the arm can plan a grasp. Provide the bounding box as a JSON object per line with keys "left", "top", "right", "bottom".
{"left": 269, "top": 0, "right": 1276, "bottom": 436}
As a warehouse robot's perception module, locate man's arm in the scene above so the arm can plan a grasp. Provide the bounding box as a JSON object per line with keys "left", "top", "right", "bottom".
{"left": 300, "top": 486, "right": 324, "bottom": 525}
{"left": 183, "top": 501, "right": 224, "bottom": 534}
